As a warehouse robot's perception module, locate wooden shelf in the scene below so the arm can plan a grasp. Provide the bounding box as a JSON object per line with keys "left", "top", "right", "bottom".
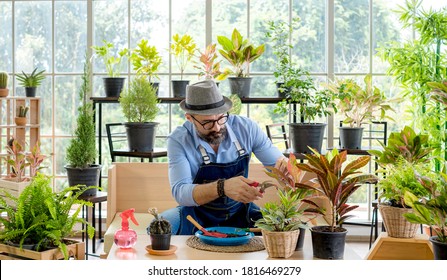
{"left": 365, "top": 232, "right": 434, "bottom": 260}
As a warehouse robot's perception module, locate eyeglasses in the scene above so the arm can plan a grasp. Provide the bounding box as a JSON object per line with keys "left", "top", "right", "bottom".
{"left": 190, "top": 113, "right": 229, "bottom": 130}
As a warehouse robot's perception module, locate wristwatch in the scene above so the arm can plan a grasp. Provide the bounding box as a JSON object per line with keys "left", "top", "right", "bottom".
{"left": 217, "top": 179, "right": 225, "bottom": 197}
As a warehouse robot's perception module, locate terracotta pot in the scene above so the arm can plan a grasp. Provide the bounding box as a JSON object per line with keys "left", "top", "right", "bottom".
{"left": 14, "top": 117, "right": 27, "bottom": 126}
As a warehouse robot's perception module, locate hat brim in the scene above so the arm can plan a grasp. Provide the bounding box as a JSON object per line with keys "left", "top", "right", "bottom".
{"left": 179, "top": 96, "right": 233, "bottom": 115}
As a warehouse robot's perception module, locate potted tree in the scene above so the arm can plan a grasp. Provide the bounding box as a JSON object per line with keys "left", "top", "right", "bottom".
{"left": 274, "top": 68, "right": 335, "bottom": 154}
{"left": 147, "top": 207, "right": 172, "bottom": 250}
{"left": 16, "top": 67, "right": 46, "bottom": 97}
{"left": 265, "top": 17, "right": 300, "bottom": 98}
{"left": 170, "top": 33, "right": 196, "bottom": 97}
{"left": 131, "top": 39, "right": 163, "bottom": 96}
{"left": 324, "top": 74, "right": 394, "bottom": 149}
{"left": 294, "top": 148, "right": 377, "bottom": 259}
{"left": 0, "top": 71, "right": 9, "bottom": 97}
{"left": 65, "top": 56, "right": 100, "bottom": 197}
{"left": 404, "top": 173, "right": 447, "bottom": 260}
{"left": 0, "top": 173, "right": 96, "bottom": 260}
{"left": 92, "top": 40, "right": 129, "bottom": 98}
{"left": 119, "top": 76, "right": 160, "bottom": 152}
{"left": 217, "top": 28, "right": 265, "bottom": 98}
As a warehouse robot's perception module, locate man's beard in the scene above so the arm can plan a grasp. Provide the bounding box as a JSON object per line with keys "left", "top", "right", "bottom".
{"left": 196, "top": 125, "right": 228, "bottom": 145}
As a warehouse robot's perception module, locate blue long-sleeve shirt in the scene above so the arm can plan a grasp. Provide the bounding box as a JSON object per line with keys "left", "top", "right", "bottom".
{"left": 167, "top": 115, "right": 283, "bottom": 206}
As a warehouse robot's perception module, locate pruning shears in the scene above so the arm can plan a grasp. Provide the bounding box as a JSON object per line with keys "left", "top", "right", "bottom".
{"left": 248, "top": 181, "right": 276, "bottom": 193}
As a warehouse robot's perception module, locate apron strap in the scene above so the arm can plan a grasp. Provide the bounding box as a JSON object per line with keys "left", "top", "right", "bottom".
{"left": 234, "top": 140, "right": 246, "bottom": 156}
{"left": 198, "top": 140, "right": 246, "bottom": 165}
{"left": 199, "top": 145, "right": 211, "bottom": 165}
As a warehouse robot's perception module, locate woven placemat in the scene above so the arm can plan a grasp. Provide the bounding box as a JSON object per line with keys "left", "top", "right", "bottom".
{"left": 186, "top": 236, "right": 265, "bottom": 253}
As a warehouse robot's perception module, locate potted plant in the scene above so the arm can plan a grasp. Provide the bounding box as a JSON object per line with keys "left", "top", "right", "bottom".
{"left": 170, "top": 33, "right": 196, "bottom": 97}
{"left": 0, "top": 71, "right": 9, "bottom": 97}
{"left": 294, "top": 148, "right": 377, "bottom": 259}
{"left": 265, "top": 17, "right": 300, "bottom": 98}
{"left": 14, "top": 105, "right": 28, "bottom": 126}
{"left": 404, "top": 173, "right": 447, "bottom": 260}
{"left": 0, "top": 140, "right": 48, "bottom": 200}
{"left": 92, "top": 40, "right": 129, "bottom": 98}
{"left": 119, "top": 76, "right": 160, "bottom": 152}
{"left": 324, "top": 74, "right": 394, "bottom": 149}
{"left": 65, "top": 56, "right": 100, "bottom": 197}
{"left": 376, "top": 159, "right": 432, "bottom": 239}
{"left": 131, "top": 38, "right": 163, "bottom": 95}
{"left": 217, "top": 28, "right": 265, "bottom": 98}
{"left": 274, "top": 68, "right": 335, "bottom": 154}
{"left": 255, "top": 188, "right": 311, "bottom": 258}
{"left": 147, "top": 207, "right": 172, "bottom": 250}
{"left": 194, "top": 43, "right": 224, "bottom": 83}
{"left": 16, "top": 67, "right": 46, "bottom": 97}
{"left": 0, "top": 173, "right": 96, "bottom": 259}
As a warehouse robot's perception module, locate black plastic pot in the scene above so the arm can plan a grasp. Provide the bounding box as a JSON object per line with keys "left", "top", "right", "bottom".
{"left": 310, "top": 226, "right": 347, "bottom": 259}
{"left": 276, "top": 82, "right": 289, "bottom": 99}
{"left": 171, "top": 80, "right": 189, "bottom": 97}
{"left": 430, "top": 236, "right": 447, "bottom": 260}
{"left": 103, "top": 77, "right": 125, "bottom": 98}
{"left": 339, "top": 127, "right": 364, "bottom": 149}
{"left": 124, "top": 122, "right": 159, "bottom": 152}
{"left": 289, "top": 123, "right": 326, "bottom": 154}
{"left": 150, "top": 82, "right": 160, "bottom": 96}
{"left": 228, "top": 77, "right": 252, "bottom": 98}
{"left": 25, "top": 87, "right": 37, "bottom": 97}
{"left": 295, "top": 227, "right": 306, "bottom": 251}
{"left": 150, "top": 233, "right": 171, "bottom": 250}
{"left": 65, "top": 164, "right": 101, "bottom": 197}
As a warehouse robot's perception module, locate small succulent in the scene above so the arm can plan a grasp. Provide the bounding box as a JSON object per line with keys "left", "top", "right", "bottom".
{"left": 18, "top": 105, "right": 29, "bottom": 118}
{"left": 147, "top": 207, "right": 171, "bottom": 235}
{"left": 0, "top": 71, "right": 8, "bottom": 88}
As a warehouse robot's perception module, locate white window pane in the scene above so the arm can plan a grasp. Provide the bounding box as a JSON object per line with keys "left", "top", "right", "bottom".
{"left": 55, "top": 1, "right": 87, "bottom": 73}
{"left": 0, "top": 1, "right": 12, "bottom": 71}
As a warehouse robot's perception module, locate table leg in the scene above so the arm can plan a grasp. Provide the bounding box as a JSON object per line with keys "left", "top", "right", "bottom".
{"left": 92, "top": 203, "right": 96, "bottom": 254}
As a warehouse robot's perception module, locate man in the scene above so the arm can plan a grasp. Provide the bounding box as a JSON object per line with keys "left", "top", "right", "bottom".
{"left": 160, "top": 79, "right": 285, "bottom": 235}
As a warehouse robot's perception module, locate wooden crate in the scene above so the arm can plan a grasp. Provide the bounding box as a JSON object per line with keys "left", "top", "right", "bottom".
{"left": 0, "top": 178, "right": 30, "bottom": 205}
{"left": 0, "top": 239, "right": 85, "bottom": 260}
{"left": 366, "top": 232, "right": 434, "bottom": 260}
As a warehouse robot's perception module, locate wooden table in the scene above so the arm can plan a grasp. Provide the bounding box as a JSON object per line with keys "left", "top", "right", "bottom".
{"left": 107, "top": 234, "right": 361, "bottom": 260}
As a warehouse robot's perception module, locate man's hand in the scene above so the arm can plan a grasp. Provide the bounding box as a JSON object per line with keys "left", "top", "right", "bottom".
{"left": 223, "top": 176, "right": 263, "bottom": 203}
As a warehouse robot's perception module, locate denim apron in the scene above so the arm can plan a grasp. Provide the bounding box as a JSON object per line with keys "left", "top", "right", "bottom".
{"left": 177, "top": 140, "right": 262, "bottom": 235}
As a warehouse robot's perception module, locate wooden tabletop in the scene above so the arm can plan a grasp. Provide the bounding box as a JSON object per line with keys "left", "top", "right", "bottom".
{"left": 107, "top": 233, "right": 361, "bottom": 260}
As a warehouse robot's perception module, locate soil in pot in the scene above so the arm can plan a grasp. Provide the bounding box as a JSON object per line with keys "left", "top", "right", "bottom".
{"left": 310, "top": 226, "right": 347, "bottom": 259}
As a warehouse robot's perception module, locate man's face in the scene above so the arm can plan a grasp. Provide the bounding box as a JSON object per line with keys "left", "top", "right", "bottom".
{"left": 187, "top": 113, "right": 228, "bottom": 145}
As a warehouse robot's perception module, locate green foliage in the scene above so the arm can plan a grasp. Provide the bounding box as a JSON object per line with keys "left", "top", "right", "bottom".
{"left": 0, "top": 173, "right": 97, "bottom": 259}
{"left": 131, "top": 39, "right": 162, "bottom": 83}
{"left": 194, "top": 43, "right": 223, "bottom": 81}
{"left": 404, "top": 173, "right": 447, "bottom": 243}
{"left": 428, "top": 81, "right": 447, "bottom": 107}
{"left": 265, "top": 17, "right": 300, "bottom": 84}
{"left": 368, "top": 126, "right": 433, "bottom": 168}
{"left": 254, "top": 188, "right": 309, "bottom": 232}
{"left": 16, "top": 67, "right": 46, "bottom": 87}
{"left": 170, "top": 33, "right": 196, "bottom": 80}
{"left": 18, "top": 105, "right": 29, "bottom": 118}
{"left": 0, "top": 71, "right": 8, "bottom": 88}
{"left": 324, "top": 74, "right": 395, "bottom": 127}
{"left": 148, "top": 207, "right": 171, "bottom": 234}
{"left": 217, "top": 28, "right": 265, "bottom": 78}
{"left": 377, "top": 159, "right": 431, "bottom": 208}
{"left": 378, "top": 0, "right": 447, "bottom": 170}
{"left": 92, "top": 40, "right": 129, "bottom": 77}
{"left": 66, "top": 55, "right": 97, "bottom": 168}
{"left": 228, "top": 94, "right": 242, "bottom": 115}
{"left": 274, "top": 67, "right": 335, "bottom": 123}
{"left": 295, "top": 148, "right": 377, "bottom": 231}
{"left": 119, "top": 77, "right": 159, "bottom": 123}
